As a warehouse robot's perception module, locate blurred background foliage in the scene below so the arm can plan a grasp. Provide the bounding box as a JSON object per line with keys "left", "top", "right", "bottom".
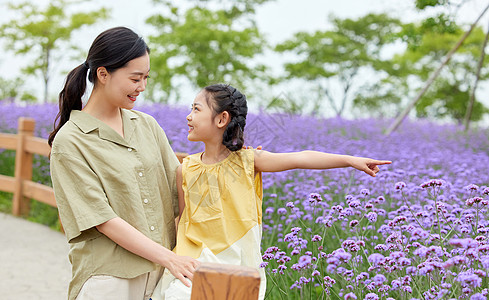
{"left": 0, "top": 0, "right": 488, "bottom": 125}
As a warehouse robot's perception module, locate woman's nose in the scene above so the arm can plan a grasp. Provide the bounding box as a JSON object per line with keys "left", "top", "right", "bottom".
{"left": 137, "top": 80, "right": 146, "bottom": 92}
{"left": 186, "top": 113, "right": 191, "bottom": 121}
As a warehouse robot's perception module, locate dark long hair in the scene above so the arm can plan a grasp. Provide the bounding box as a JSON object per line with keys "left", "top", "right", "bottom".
{"left": 48, "top": 27, "right": 150, "bottom": 146}
{"left": 204, "top": 84, "right": 247, "bottom": 151}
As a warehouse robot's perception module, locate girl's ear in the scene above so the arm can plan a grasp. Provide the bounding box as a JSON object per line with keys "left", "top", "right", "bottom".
{"left": 96, "top": 67, "right": 109, "bottom": 84}
{"left": 216, "top": 111, "right": 231, "bottom": 129}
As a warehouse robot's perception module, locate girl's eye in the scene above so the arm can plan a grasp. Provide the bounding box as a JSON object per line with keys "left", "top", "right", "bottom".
{"left": 132, "top": 79, "right": 140, "bottom": 83}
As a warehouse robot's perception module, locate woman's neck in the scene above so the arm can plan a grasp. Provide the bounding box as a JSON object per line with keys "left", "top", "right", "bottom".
{"left": 82, "top": 90, "right": 125, "bottom": 138}
{"left": 83, "top": 90, "right": 120, "bottom": 122}
{"left": 201, "top": 143, "right": 231, "bottom": 164}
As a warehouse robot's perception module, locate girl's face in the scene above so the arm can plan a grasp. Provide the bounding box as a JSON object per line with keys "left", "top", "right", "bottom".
{"left": 103, "top": 52, "right": 150, "bottom": 109}
{"left": 186, "top": 91, "right": 218, "bottom": 142}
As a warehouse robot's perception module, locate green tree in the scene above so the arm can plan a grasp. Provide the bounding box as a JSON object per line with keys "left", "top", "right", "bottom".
{"left": 275, "top": 13, "right": 402, "bottom": 117}
{"left": 355, "top": 21, "right": 489, "bottom": 123}
{"left": 145, "top": 0, "right": 271, "bottom": 102}
{"left": 0, "top": 0, "right": 109, "bottom": 103}
{"left": 0, "top": 77, "right": 35, "bottom": 102}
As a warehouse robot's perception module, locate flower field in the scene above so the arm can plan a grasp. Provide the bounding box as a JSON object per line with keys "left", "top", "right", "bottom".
{"left": 1, "top": 102, "right": 489, "bottom": 299}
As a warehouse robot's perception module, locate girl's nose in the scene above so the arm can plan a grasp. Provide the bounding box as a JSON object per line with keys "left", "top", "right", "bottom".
{"left": 186, "top": 114, "right": 191, "bottom": 121}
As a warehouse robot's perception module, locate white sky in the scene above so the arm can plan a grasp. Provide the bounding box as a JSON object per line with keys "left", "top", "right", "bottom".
{"left": 0, "top": 0, "right": 488, "bottom": 119}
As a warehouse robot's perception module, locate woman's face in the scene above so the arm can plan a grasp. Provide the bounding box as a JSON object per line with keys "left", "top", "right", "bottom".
{"left": 103, "top": 52, "right": 150, "bottom": 110}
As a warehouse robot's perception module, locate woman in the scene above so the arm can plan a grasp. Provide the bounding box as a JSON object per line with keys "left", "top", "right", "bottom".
{"left": 48, "top": 27, "right": 199, "bottom": 300}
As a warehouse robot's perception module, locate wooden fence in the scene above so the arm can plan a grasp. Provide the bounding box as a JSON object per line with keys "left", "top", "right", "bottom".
{"left": 191, "top": 263, "right": 261, "bottom": 300}
{"left": 0, "top": 117, "right": 261, "bottom": 299}
{"left": 0, "top": 117, "right": 54, "bottom": 216}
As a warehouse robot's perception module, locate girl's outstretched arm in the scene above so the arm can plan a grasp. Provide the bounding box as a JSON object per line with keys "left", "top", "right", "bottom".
{"left": 254, "top": 150, "right": 391, "bottom": 177}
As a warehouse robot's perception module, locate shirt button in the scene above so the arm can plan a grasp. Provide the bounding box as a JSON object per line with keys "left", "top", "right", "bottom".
{"left": 143, "top": 199, "right": 149, "bottom": 204}
{"left": 128, "top": 148, "right": 132, "bottom": 152}
{"left": 150, "top": 226, "right": 155, "bottom": 231}
{"left": 138, "top": 172, "right": 143, "bottom": 177}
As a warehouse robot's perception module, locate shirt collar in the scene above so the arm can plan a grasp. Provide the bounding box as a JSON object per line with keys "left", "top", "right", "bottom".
{"left": 69, "top": 109, "right": 139, "bottom": 147}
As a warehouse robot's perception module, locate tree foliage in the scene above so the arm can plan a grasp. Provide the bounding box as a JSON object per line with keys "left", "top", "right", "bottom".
{"left": 0, "top": 0, "right": 109, "bottom": 103}
{"left": 354, "top": 11, "right": 489, "bottom": 123}
{"left": 0, "top": 77, "right": 35, "bottom": 102}
{"left": 145, "top": 0, "right": 271, "bottom": 102}
{"left": 275, "top": 13, "right": 402, "bottom": 117}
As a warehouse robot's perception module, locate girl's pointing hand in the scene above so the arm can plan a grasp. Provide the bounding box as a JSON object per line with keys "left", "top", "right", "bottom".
{"left": 350, "top": 157, "right": 392, "bottom": 177}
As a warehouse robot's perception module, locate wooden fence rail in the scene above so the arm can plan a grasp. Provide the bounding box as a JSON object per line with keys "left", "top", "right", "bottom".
{"left": 0, "top": 117, "right": 54, "bottom": 216}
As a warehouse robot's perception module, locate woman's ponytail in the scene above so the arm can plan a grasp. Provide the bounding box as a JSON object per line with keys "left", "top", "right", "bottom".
{"left": 48, "top": 63, "right": 88, "bottom": 147}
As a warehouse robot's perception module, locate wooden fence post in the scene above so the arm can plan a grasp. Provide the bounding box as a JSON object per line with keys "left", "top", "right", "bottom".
{"left": 191, "top": 263, "right": 261, "bottom": 300}
{"left": 12, "top": 118, "right": 35, "bottom": 216}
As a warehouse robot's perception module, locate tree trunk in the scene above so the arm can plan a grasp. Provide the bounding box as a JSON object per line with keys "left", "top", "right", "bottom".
{"left": 463, "top": 20, "right": 489, "bottom": 132}
{"left": 42, "top": 47, "right": 51, "bottom": 103}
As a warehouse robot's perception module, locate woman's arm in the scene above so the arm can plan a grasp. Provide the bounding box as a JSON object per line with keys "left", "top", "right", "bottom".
{"left": 254, "top": 150, "right": 391, "bottom": 176}
{"left": 96, "top": 218, "right": 198, "bottom": 287}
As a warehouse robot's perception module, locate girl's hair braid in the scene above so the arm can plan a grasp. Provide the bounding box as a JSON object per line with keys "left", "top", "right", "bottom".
{"left": 204, "top": 84, "right": 248, "bottom": 151}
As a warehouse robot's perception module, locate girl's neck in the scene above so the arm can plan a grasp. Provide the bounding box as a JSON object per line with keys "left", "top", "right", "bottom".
{"left": 201, "top": 143, "right": 231, "bottom": 164}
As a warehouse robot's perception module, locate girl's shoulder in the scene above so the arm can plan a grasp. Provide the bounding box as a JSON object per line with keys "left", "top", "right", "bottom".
{"left": 182, "top": 149, "right": 253, "bottom": 169}
{"left": 182, "top": 152, "right": 204, "bottom": 167}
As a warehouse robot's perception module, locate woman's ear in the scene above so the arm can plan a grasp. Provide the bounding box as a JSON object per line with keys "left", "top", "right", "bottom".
{"left": 96, "top": 67, "right": 109, "bottom": 84}
{"left": 216, "top": 111, "right": 231, "bottom": 129}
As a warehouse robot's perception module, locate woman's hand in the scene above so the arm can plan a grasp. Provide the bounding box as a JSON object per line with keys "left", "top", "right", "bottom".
{"left": 163, "top": 253, "right": 201, "bottom": 287}
{"left": 244, "top": 145, "right": 263, "bottom": 150}
{"left": 349, "top": 157, "right": 392, "bottom": 177}
{"left": 95, "top": 217, "right": 201, "bottom": 288}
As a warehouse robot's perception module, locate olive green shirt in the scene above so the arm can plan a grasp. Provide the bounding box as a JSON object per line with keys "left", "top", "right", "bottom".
{"left": 50, "top": 109, "right": 179, "bottom": 300}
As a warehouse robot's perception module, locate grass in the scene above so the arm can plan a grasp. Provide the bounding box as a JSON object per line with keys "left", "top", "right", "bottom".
{"left": 0, "top": 191, "right": 12, "bottom": 213}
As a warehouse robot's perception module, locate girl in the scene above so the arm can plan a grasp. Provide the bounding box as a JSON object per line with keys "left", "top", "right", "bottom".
{"left": 152, "top": 84, "right": 391, "bottom": 300}
{"left": 49, "top": 27, "right": 199, "bottom": 300}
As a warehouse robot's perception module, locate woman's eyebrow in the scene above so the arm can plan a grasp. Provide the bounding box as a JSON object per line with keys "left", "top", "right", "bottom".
{"left": 130, "top": 69, "right": 150, "bottom": 75}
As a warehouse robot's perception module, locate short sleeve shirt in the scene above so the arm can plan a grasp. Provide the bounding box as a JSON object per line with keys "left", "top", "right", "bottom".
{"left": 50, "top": 109, "right": 179, "bottom": 300}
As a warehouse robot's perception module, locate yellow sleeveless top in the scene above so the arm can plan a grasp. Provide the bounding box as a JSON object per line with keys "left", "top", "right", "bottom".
{"left": 175, "top": 148, "right": 263, "bottom": 258}
{"left": 152, "top": 149, "right": 266, "bottom": 300}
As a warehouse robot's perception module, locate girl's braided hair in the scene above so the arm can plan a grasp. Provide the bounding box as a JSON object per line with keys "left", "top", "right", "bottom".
{"left": 204, "top": 84, "right": 247, "bottom": 151}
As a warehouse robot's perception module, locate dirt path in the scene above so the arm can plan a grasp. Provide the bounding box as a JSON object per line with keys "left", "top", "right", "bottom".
{"left": 0, "top": 212, "right": 70, "bottom": 299}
